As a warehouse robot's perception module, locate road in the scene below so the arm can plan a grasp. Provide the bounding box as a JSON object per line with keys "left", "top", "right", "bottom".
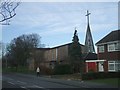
{"left": 2, "top": 73, "right": 118, "bottom": 90}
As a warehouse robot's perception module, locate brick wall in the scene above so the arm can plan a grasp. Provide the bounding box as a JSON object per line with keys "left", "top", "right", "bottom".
{"left": 98, "top": 51, "right": 120, "bottom": 60}
{"left": 97, "top": 44, "right": 120, "bottom": 60}
{"left": 57, "top": 45, "right": 68, "bottom": 62}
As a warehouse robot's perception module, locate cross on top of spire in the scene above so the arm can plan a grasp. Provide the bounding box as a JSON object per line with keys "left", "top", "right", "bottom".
{"left": 85, "top": 10, "right": 91, "bottom": 24}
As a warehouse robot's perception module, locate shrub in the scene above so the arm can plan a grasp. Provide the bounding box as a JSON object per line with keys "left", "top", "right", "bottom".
{"left": 40, "top": 66, "right": 53, "bottom": 75}
{"left": 54, "top": 64, "right": 72, "bottom": 75}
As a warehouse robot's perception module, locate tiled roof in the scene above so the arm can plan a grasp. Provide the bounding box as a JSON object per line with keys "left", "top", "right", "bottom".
{"left": 83, "top": 53, "right": 97, "bottom": 60}
{"left": 96, "top": 30, "right": 120, "bottom": 45}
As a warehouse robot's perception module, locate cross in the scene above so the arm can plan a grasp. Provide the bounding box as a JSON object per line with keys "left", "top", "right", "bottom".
{"left": 85, "top": 10, "right": 91, "bottom": 24}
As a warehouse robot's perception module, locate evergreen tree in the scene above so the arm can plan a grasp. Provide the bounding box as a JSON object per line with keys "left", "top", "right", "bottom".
{"left": 69, "top": 30, "right": 84, "bottom": 73}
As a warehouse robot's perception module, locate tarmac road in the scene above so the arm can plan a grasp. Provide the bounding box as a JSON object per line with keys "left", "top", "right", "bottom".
{"left": 2, "top": 72, "right": 118, "bottom": 90}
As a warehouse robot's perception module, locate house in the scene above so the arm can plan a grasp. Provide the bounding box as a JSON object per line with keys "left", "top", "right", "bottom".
{"left": 95, "top": 30, "right": 120, "bottom": 72}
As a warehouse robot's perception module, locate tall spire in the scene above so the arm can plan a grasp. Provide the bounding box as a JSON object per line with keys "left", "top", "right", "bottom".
{"left": 85, "top": 10, "right": 95, "bottom": 53}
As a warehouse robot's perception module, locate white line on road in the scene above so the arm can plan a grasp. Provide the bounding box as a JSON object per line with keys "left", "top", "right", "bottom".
{"left": 33, "top": 85, "right": 44, "bottom": 88}
{"left": 20, "top": 86, "right": 30, "bottom": 90}
{"left": 20, "top": 86, "right": 26, "bottom": 88}
{"left": 8, "top": 81, "right": 15, "bottom": 85}
{"left": 17, "top": 81, "right": 27, "bottom": 84}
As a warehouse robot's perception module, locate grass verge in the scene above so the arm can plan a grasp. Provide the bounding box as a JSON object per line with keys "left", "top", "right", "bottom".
{"left": 86, "top": 78, "right": 119, "bottom": 86}
{"left": 2, "top": 67, "right": 35, "bottom": 75}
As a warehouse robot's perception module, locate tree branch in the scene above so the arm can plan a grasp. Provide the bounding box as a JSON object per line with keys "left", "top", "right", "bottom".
{"left": 0, "top": 0, "right": 21, "bottom": 24}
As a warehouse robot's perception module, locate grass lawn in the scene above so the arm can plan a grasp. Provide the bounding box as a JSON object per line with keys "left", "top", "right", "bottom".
{"left": 86, "top": 78, "right": 119, "bottom": 86}
{"left": 2, "top": 67, "right": 35, "bottom": 75}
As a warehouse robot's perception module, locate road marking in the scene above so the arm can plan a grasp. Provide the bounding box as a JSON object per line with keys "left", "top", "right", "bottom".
{"left": 17, "top": 81, "right": 27, "bottom": 84}
{"left": 8, "top": 81, "right": 15, "bottom": 85}
{"left": 20, "top": 86, "right": 30, "bottom": 90}
{"left": 20, "top": 86, "right": 26, "bottom": 88}
{"left": 33, "top": 85, "right": 44, "bottom": 88}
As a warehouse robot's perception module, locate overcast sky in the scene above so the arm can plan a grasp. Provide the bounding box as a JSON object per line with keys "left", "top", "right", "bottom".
{"left": 1, "top": 1, "right": 119, "bottom": 51}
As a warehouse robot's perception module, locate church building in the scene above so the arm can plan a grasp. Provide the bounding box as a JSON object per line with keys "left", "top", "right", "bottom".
{"left": 28, "top": 10, "right": 97, "bottom": 72}
{"left": 83, "top": 10, "right": 98, "bottom": 73}
{"left": 29, "top": 10, "right": 119, "bottom": 73}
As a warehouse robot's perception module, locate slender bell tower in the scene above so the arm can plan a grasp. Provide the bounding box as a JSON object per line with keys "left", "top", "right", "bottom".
{"left": 85, "top": 10, "right": 95, "bottom": 53}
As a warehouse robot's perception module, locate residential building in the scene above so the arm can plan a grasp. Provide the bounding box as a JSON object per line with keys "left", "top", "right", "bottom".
{"left": 96, "top": 30, "right": 120, "bottom": 72}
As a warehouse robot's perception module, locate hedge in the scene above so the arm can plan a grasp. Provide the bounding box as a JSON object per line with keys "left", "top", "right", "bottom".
{"left": 54, "top": 64, "right": 72, "bottom": 75}
{"left": 82, "top": 72, "right": 120, "bottom": 80}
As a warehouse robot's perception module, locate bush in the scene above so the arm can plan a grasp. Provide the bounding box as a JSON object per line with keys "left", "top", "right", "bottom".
{"left": 54, "top": 64, "right": 72, "bottom": 75}
{"left": 82, "top": 72, "right": 120, "bottom": 80}
{"left": 40, "top": 66, "right": 53, "bottom": 75}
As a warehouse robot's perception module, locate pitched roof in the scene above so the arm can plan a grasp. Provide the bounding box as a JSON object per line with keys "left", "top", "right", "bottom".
{"left": 96, "top": 30, "right": 120, "bottom": 45}
{"left": 85, "top": 24, "right": 95, "bottom": 53}
{"left": 36, "top": 42, "right": 85, "bottom": 50}
{"left": 83, "top": 53, "right": 97, "bottom": 60}
{"left": 51, "top": 42, "right": 85, "bottom": 49}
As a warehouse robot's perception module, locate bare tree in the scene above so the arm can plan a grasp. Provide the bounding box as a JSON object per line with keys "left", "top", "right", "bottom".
{"left": 6, "top": 33, "right": 41, "bottom": 67}
{"left": 33, "top": 49, "right": 45, "bottom": 67}
{"left": 0, "top": 0, "right": 21, "bottom": 25}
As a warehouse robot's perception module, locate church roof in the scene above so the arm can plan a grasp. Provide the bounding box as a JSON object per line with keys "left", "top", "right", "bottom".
{"left": 85, "top": 23, "right": 95, "bottom": 53}
{"left": 36, "top": 43, "right": 85, "bottom": 50}
{"left": 85, "top": 10, "right": 95, "bottom": 53}
{"left": 51, "top": 42, "right": 85, "bottom": 49}
{"left": 83, "top": 53, "right": 97, "bottom": 60}
{"left": 96, "top": 30, "right": 120, "bottom": 45}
